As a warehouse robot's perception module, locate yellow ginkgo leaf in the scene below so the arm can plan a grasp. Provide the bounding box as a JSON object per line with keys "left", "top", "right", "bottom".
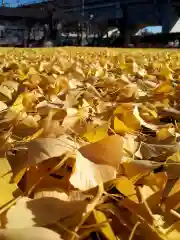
{"left": 159, "top": 64, "right": 173, "bottom": 80}
{"left": 155, "top": 81, "right": 173, "bottom": 94}
{"left": 121, "top": 112, "right": 140, "bottom": 130}
{"left": 93, "top": 210, "right": 117, "bottom": 240}
{"left": 0, "top": 178, "right": 20, "bottom": 210}
{"left": 115, "top": 176, "right": 139, "bottom": 203}
{"left": 167, "top": 151, "right": 180, "bottom": 163}
{"left": 165, "top": 221, "right": 180, "bottom": 240}
{"left": 0, "top": 157, "right": 21, "bottom": 209}
{"left": 114, "top": 116, "right": 130, "bottom": 135}
{"left": 23, "top": 128, "right": 44, "bottom": 142}
{"left": 5, "top": 93, "right": 28, "bottom": 121}
{"left": 12, "top": 168, "right": 27, "bottom": 185}
{"left": 83, "top": 123, "right": 109, "bottom": 143}
{"left": 113, "top": 103, "right": 132, "bottom": 115}
{"left": 157, "top": 128, "right": 173, "bottom": 141}
{"left": 9, "top": 93, "right": 24, "bottom": 113}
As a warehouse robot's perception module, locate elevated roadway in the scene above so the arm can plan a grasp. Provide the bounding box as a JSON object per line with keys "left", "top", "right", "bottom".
{"left": 27, "top": 0, "right": 180, "bottom": 33}
{"left": 0, "top": 6, "right": 47, "bottom": 20}
{"left": 0, "top": 0, "right": 179, "bottom": 44}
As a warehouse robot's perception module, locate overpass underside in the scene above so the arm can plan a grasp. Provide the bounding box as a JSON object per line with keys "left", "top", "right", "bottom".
{"left": 0, "top": 0, "right": 179, "bottom": 45}
{"left": 52, "top": 0, "right": 180, "bottom": 44}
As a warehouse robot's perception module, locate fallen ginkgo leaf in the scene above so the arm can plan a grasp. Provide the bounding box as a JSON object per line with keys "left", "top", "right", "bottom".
{"left": 79, "top": 135, "right": 123, "bottom": 168}
{"left": 26, "top": 135, "right": 76, "bottom": 165}
{"left": 6, "top": 195, "right": 87, "bottom": 228}
{"left": 69, "top": 151, "right": 116, "bottom": 191}
{"left": 0, "top": 227, "right": 62, "bottom": 240}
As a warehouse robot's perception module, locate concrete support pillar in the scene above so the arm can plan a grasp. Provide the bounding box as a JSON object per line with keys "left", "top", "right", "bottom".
{"left": 157, "top": 0, "right": 178, "bottom": 33}
{"left": 119, "top": 6, "right": 132, "bottom": 46}
{"left": 161, "top": 4, "right": 174, "bottom": 33}
{"left": 121, "top": 27, "right": 131, "bottom": 46}
{"left": 25, "top": 19, "right": 33, "bottom": 47}
{"left": 56, "top": 22, "right": 62, "bottom": 45}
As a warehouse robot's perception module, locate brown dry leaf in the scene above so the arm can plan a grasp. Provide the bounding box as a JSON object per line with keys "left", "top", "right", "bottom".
{"left": 118, "top": 197, "right": 154, "bottom": 225}
{"left": 25, "top": 171, "right": 72, "bottom": 194}
{"left": 139, "top": 185, "right": 162, "bottom": 213}
{"left": 79, "top": 135, "right": 123, "bottom": 168}
{"left": 141, "top": 172, "right": 168, "bottom": 192}
{"left": 162, "top": 178, "right": 180, "bottom": 211}
{"left": 164, "top": 163, "right": 180, "bottom": 179}
{"left": 122, "top": 160, "right": 162, "bottom": 183}
{"left": 135, "top": 142, "right": 178, "bottom": 160}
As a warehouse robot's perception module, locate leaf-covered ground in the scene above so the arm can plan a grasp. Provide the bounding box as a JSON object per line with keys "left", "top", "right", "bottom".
{"left": 1, "top": 47, "right": 180, "bottom": 240}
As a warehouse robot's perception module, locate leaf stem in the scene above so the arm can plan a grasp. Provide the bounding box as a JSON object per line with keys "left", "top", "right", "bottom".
{"left": 128, "top": 221, "right": 141, "bottom": 240}
{"left": 170, "top": 209, "right": 180, "bottom": 220}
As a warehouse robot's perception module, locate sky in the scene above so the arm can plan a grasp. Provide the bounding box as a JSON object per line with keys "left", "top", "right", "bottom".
{"left": 136, "top": 26, "right": 162, "bottom": 35}
{"left": 146, "top": 26, "right": 162, "bottom": 33}
{"left": 4, "top": 0, "right": 42, "bottom": 7}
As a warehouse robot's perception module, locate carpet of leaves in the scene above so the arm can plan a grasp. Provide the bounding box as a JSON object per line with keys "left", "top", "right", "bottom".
{"left": 0, "top": 47, "right": 180, "bottom": 240}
